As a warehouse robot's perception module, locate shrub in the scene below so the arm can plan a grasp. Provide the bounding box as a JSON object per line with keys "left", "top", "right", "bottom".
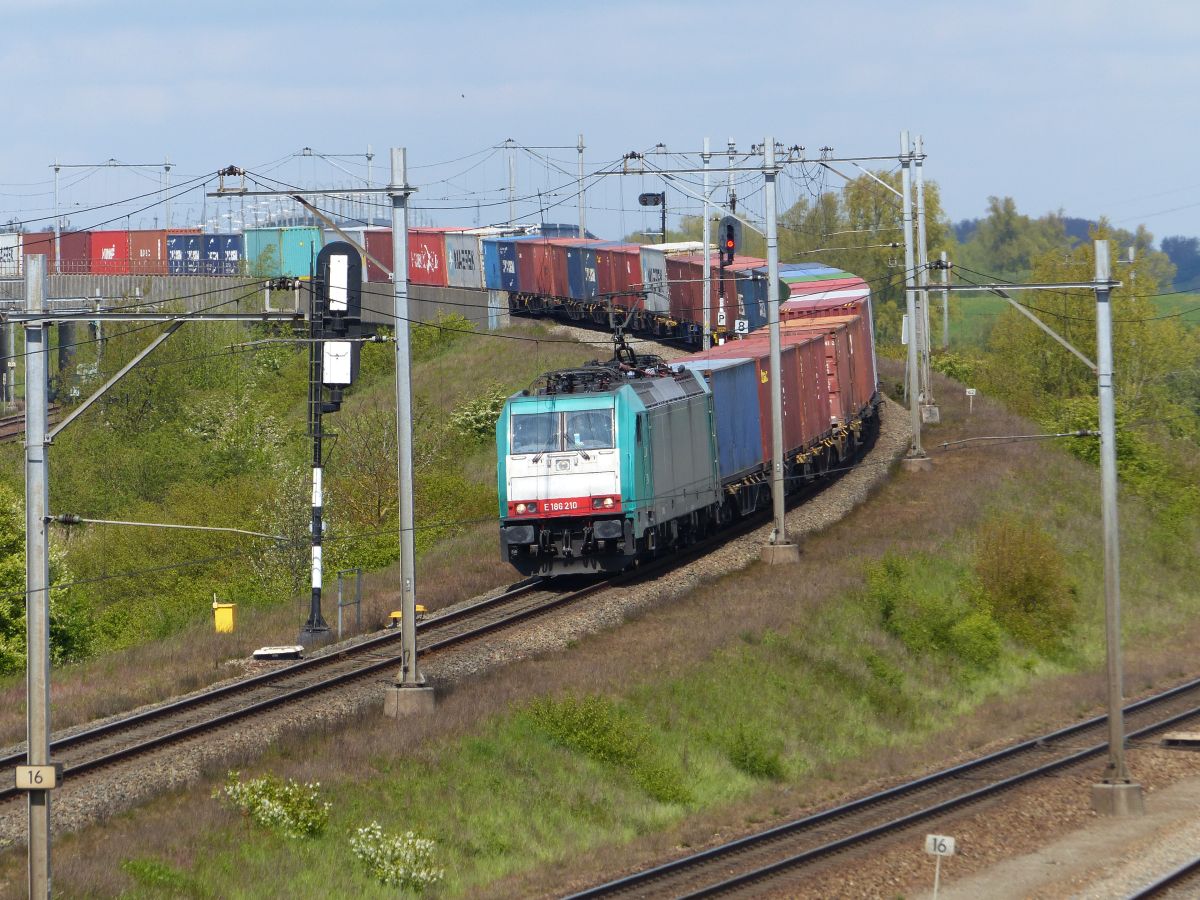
{"left": 412, "top": 312, "right": 476, "bottom": 362}
{"left": 349, "top": 821, "right": 444, "bottom": 892}
{"left": 450, "top": 386, "right": 509, "bottom": 443}
{"left": 866, "top": 552, "right": 1002, "bottom": 668}
{"left": 527, "top": 695, "right": 689, "bottom": 804}
{"left": 215, "top": 771, "right": 330, "bottom": 838}
{"left": 726, "top": 724, "right": 785, "bottom": 780}
{"left": 930, "top": 351, "right": 979, "bottom": 385}
{"left": 974, "top": 513, "right": 1077, "bottom": 654}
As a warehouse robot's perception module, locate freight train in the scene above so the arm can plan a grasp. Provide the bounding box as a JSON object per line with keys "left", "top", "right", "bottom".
{"left": 1, "top": 222, "right": 871, "bottom": 346}
{"left": 496, "top": 290, "right": 879, "bottom": 576}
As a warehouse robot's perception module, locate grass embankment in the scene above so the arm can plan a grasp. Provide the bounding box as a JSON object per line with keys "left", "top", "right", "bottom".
{"left": 7, "top": 360, "right": 1199, "bottom": 899}
{"left": 0, "top": 320, "right": 594, "bottom": 746}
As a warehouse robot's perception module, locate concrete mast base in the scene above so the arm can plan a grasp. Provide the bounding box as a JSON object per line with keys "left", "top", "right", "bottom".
{"left": 761, "top": 543, "right": 801, "bottom": 565}
{"left": 1091, "top": 781, "right": 1145, "bottom": 816}
{"left": 383, "top": 683, "right": 436, "bottom": 718}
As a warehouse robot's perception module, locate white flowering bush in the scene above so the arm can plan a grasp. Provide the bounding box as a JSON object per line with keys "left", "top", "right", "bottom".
{"left": 349, "top": 821, "right": 445, "bottom": 891}
{"left": 216, "top": 771, "right": 330, "bottom": 838}
{"left": 450, "top": 387, "right": 508, "bottom": 443}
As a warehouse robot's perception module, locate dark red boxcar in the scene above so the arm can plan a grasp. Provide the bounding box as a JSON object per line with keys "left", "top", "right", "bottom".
{"left": 21, "top": 232, "right": 57, "bottom": 271}
{"left": 58, "top": 232, "right": 90, "bottom": 274}
{"left": 364, "top": 229, "right": 393, "bottom": 283}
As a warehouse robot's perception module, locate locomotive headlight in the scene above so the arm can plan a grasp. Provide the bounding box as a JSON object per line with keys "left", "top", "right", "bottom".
{"left": 603, "top": 497, "right": 614, "bottom": 508}
{"left": 516, "top": 503, "right": 527, "bottom": 514}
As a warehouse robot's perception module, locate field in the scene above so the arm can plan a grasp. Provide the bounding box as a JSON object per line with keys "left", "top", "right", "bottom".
{"left": 948, "top": 291, "right": 1200, "bottom": 349}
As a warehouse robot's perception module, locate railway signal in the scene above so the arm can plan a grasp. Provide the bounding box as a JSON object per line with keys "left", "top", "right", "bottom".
{"left": 718, "top": 215, "right": 741, "bottom": 266}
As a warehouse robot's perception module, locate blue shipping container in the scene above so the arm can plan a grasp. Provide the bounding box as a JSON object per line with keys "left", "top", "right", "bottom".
{"left": 737, "top": 272, "right": 768, "bottom": 330}
{"left": 496, "top": 239, "right": 520, "bottom": 292}
{"left": 167, "top": 233, "right": 202, "bottom": 275}
{"left": 220, "top": 234, "right": 244, "bottom": 275}
{"left": 201, "top": 235, "right": 222, "bottom": 275}
{"left": 564, "top": 243, "right": 599, "bottom": 300}
{"left": 676, "top": 357, "right": 762, "bottom": 480}
{"left": 482, "top": 238, "right": 503, "bottom": 291}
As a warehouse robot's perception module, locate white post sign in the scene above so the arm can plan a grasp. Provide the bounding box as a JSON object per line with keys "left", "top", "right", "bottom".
{"left": 925, "top": 834, "right": 955, "bottom": 898}
{"left": 965, "top": 387, "right": 976, "bottom": 414}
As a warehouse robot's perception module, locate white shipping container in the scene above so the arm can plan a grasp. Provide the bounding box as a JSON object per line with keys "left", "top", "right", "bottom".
{"left": 639, "top": 246, "right": 670, "bottom": 314}
{"left": 0, "top": 233, "right": 21, "bottom": 277}
{"left": 445, "top": 232, "right": 484, "bottom": 289}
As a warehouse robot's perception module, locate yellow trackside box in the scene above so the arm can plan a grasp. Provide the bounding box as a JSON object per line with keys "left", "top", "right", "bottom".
{"left": 213, "top": 601, "right": 236, "bottom": 634}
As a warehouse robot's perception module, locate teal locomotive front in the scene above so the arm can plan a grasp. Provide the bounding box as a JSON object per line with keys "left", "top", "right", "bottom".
{"left": 497, "top": 364, "right": 721, "bottom": 576}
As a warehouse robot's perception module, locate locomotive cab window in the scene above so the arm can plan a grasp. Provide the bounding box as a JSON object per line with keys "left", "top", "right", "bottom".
{"left": 510, "top": 410, "right": 613, "bottom": 454}
{"left": 564, "top": 410, "right": 614, "bottom": 450}
{"left": 511, "top": 413, "right": 560, "bottom": 454}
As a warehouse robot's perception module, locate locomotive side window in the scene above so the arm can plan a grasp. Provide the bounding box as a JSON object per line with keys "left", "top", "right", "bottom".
{"left": 511, "top": 413, "right": 560, "bottom": 454}
{"left": 564, "top": 410, "right": 614, "bottom": 450}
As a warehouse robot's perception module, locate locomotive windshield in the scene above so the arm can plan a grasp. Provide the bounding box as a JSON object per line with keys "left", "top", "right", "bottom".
{"left": 564, "top": 410, "right": 613, "bottom": 450}
{"left": 511, "top": 413, "right": 560, "bottom": 454}
{"left": 510, "top": 410, "right": 613, "bottom": 454}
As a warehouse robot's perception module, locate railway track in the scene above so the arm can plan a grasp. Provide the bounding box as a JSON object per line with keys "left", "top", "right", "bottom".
{"left": 568, "top": 676, "right": 1200, "bottom": 899}
{"left": 0, "top": 403, "right": 61, "bottom": 442}
{"left": 1129, "top": 854, "right": 1200, "bottom": 899}
{"left": 0, "top": 405, "right": 882, "bottom": 825}
{"left": 0, "top": 577, "right": 614, "bottom": 809}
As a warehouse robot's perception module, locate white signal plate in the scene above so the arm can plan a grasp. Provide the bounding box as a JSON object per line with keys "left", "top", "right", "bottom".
{"left": 925, "top": 834, "right": 956, "bottom": 856}
{"left": 15, "top": 765, "right": 59, "bottom": 790}
{"left": 252, "top": 645, "right": 305, "bottom": 660}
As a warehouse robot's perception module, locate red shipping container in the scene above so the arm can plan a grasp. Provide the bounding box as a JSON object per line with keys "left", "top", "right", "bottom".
{"left": 128, "top": 230, "right": 167, "bottom": 275}
{"left": 780, "top": 278, "right": 870, "bottom": 319}
{"left": 89, "top": 230, "right": 130, "bottom": 275}
{"left": 516, "top": 239, "right": 567, "bottom": 298}
{"left": 21, "top": 231, "right": 57, "bottom": 271}
{"left": 408, "top": 228, "right": 447, "bottom": 287}
{"left": 364, "top": 229, "right": 393, "bottom": 283}
{"left": 670, "top": 254, "right": 754, "bottom": 330}
{"left": 665, "top": 255, "right": 702, "bottom": 324}
{"left": 58, "top": 231, "right": 90, "bottom": 274}
{"left": 779, "top": 318, "right": 864, "bottom": 425}
{"left": 605, "top": 244, "right": 642, "bottom": 311}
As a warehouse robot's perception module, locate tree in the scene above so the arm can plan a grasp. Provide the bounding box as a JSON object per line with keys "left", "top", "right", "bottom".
{"left": 983, "top": 226, "right": 1198, "bottom": 426}
{"left": 1161, "top": 235, "right": 1200, "bottom": 290}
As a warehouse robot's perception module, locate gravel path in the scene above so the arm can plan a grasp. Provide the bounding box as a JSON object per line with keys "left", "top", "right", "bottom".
{"left": 0, "top": 361, "right": 910, "bottom": 849}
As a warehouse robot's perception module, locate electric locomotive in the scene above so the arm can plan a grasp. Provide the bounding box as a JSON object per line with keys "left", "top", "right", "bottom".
{"left": 497, "top": 344, "right": 724, "bottom": 576}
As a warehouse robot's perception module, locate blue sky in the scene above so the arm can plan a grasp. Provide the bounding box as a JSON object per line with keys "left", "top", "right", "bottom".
{"left": 3, "top": 0, "right": 1198, "bottom": 246}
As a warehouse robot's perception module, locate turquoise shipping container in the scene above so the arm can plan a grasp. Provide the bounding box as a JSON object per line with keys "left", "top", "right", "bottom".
{"left": 245, "top": 227, "right": 323, "bottom": 278}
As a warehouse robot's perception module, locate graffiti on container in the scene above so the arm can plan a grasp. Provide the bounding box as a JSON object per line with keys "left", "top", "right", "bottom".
{"left": 501, "top": 259, "right": 516, "bottom": 276}
{"left": 451, "top": 248, "right": 476, "bottom": 272}
{"left": 584, "top": 266, "right": 597, "bottom": 284}
{"left": 0, "top": 249, "right": 14, "bottom": 263}
{"left": 100, "top": 247, "right": 116, "bottom": 261}
{"left": 411, "top": 247, "right": 441, "bottom": 274}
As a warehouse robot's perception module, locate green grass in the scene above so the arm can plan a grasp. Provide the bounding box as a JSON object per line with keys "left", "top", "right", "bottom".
{"left": 1151, "top": 292, "right": 1200, "bottom": 326}
{"left": 107, "top": 510, "right": 1184, "bottom": 898}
